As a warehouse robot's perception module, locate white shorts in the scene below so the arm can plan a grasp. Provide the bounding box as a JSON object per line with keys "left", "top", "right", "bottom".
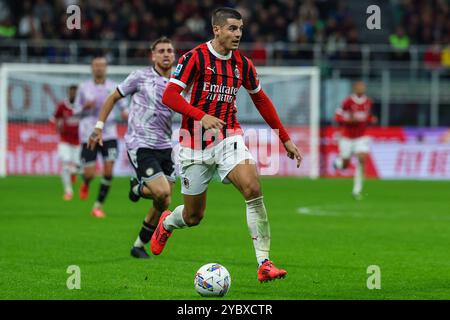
{"left": 179, "top": 135, "right": 255, "bottom": 195}
{"left": 58, "top": 142, "right": 81, "bottom": 165}
{"left": 338, "top": 136, "right": 371, "bottom": 159}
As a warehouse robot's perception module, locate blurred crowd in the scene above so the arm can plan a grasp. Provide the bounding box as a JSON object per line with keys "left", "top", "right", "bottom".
{"left": 0, "top": 0, "right": 356, "bottom": 42}
{"left": 0, "top": 0, "right": 449, "bottom": 67}
{"left": 0, "top": 0, "right": 360, "bottom": 63}
{"left": 393, "top": 0, "right": 450, "bottom": 45}
{"left": 389, "top": 0, "right": 450, "bottom": 68}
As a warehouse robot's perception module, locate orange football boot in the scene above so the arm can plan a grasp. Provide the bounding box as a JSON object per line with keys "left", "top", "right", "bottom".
{"left": 257, "top": 260, "right": 288, "bottom": 282}
{"left": 150, "top": 210, "right": 173, "bottom": 255}
{"left": 63, "top": 192, "right": 73, "bottom": 201}
{"left": 91, "top": 207, "right": 106, "bottom": 218}
{"left": 79, "top": 183, "right": 89, "bottom": 200}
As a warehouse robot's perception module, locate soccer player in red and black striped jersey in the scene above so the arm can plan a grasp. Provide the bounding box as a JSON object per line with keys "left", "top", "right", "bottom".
{"left": 334, "top": 81, "right": 377, "bottom": 199}
{"left": 50, "top": 85, "right": 80, "bottom": 201}
{"left": 151, "top": 7, "right": 302, "bottom": 283}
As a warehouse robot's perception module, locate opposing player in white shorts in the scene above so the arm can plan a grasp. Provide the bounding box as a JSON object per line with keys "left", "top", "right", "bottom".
{"left": 334, "top": 81, "right": 377, "bottom": 199}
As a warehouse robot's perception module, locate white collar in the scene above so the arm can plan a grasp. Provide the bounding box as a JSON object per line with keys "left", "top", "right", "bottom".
{"left": 207, "top": 40, "right": 232, "bottom": 60}
{"left": 351, "top": 94, "right": 367, "bottom": 104}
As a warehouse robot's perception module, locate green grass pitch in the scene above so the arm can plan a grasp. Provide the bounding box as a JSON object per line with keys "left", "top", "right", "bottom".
{"left": 1, "top": 176, "right": 449, "bottom": 299}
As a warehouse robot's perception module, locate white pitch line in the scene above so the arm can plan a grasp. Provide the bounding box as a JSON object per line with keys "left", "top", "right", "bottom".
{"left": 296, "top": 207, "right": 363, "bottom": 218}
{"left": 297, "top": 207, "right": 450, "bottom": 221}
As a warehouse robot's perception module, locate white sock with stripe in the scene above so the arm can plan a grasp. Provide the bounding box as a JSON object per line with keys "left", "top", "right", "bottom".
{"left": 246, "top": 196, "right": 270, "bottom": 266}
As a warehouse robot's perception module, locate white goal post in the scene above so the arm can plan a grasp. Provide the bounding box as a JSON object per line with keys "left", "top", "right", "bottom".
{"left": 0, "top": 63, "right": 320, "bottom": 178}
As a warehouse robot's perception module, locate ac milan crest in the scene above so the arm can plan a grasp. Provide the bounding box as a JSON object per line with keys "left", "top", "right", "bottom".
{"left": 234, "top": 67, "right": 240, "bottom": 79}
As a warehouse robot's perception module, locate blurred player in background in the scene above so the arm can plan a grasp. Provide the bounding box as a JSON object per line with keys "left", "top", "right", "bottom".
{"left": 74, "top": 56, "right": 128, "bottom": 218}
{"left": 151, "top": 7, "right": 302, "bottom": 282}
{"left": 88, "top": 37, "right": 176, "bottom": 258}
{"left": 334, "top": 80, "right": 377, "bottom": 199}
{"left": 50, "top": 85, "right": 80, "bottom": 201}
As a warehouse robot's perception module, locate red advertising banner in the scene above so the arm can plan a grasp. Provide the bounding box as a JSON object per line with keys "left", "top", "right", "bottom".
{"left": 7, "top": 123, "right": 311, "bottom": 177}
{"left": 321, "top": 126, "right": 450, "bottom": 179}
{"left": 7, "top": 123, "right": 450, "bottom": 179}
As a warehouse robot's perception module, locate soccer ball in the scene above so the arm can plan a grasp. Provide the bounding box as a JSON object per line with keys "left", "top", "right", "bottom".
{"left": 194, "top": 263, "right": 231, "bottom": 297}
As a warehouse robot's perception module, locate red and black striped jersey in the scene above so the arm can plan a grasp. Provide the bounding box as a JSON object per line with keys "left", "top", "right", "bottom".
{"left": 335, "top": 94, "right": 375, "bottom": 139}
{"left": 169, "top": 41, "right": 261, "bottom": 141}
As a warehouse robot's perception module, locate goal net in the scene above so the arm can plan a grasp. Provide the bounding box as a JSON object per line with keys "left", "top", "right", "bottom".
{"left": 0, "top": 63, "right": 319, "bottom": 178}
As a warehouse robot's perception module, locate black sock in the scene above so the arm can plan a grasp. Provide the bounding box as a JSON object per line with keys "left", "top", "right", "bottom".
{"left": 139, "top": 221, "right": 156, "bottom": 244}
{"left": 97, "top": 176, "right": 112, "bottom": 203}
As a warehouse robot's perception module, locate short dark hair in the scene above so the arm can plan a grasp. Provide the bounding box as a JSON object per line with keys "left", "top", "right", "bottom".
{"left": 211, "top": 7, "right": 242, "bottom": 27}
{"left": 93, "top": 51, "right": 106, "bottom": 60}
{"left": 92, "top": 55, "right": 107, "bottom": 64}
{"left": 69, "top": 85, "right": 78, "bottom": 91}
{"left": 151, "top": 36, "right": 173, "bottom": 51}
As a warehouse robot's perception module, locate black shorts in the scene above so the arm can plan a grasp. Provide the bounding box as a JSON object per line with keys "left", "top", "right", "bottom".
{"left": 81, "top": 139, "right": 119, "bottom": 167}
{"left": 127, "top": 148, "right": 175, "bottom": 183}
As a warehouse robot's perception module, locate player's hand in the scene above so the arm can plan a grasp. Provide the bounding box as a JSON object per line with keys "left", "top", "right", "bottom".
{"left": 88, "top": 128, "right": 103, "bottom": 150}
{"left": 200, "top": 115, "right": 226, "bottom": 130}
{"left": 56, "top": 121, "right": 63, "bottom": 133}
{"left": 284, "top": 140, "right": 302, "bottom": 168}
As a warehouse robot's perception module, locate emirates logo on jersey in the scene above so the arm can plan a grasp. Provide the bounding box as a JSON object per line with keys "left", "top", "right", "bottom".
{"left": 203, "top": 82, "right": 238, "bottom": 103}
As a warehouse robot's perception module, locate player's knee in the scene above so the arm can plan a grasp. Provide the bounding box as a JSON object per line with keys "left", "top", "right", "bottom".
{"left": 184, "top": 215, "right": 203, "bottom": 227}
{"left": 358, "top": 154, "right": 368, "bottom": 163}
{"left": 242, "top": 181, "right": 262, "bottom": 200}
{"left": 83, "top": 170, "right": 95, "bottom": 181}
{"left": 151, "top": 187, "right": 170, "bottom": 203}
{"left": 148, "top": 185, "right": 171, "bottom": 209}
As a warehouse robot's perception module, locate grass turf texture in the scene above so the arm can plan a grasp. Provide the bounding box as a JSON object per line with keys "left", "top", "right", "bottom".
{"left": 0, "top": 176, "right": 449, "bottom": 300}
